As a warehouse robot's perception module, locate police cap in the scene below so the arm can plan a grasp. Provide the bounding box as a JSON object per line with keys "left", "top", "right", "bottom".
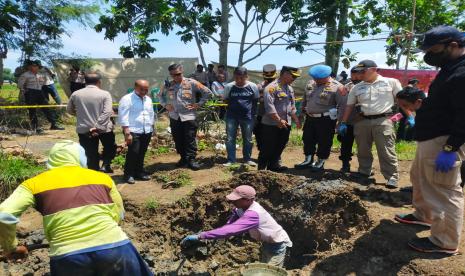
{"left": 262, "top": 64, "right": 277, "bottom": 78}
{"left": 420, "top": 25, "right": 465, "bottom": 51}
{"left": 281, "top": 66, "right": 301, "bottom": 78}
{"left": 352, "top": 60, "right": 377, "bottom": 72}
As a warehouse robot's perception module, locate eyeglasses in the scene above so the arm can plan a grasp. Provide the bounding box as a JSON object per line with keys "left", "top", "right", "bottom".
{"left": 170, "top": 72, "right": 182, "bottom": 77}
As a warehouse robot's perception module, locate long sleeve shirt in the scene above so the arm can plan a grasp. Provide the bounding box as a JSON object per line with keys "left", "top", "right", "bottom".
{"left": 200, "top": 209, "right": 259, "bottom": 239}
{"left": 67, "top": 85, "right": 114, "bottom": 134}
{"left": 0, "top": 166, "right": 127, "bottom": 258}
{"left": 118, "top": 92, "right": 155, "bottom": 134}
{"left": 159, "top": 77, "right": 212, "bottom": 122}
{"left": 17, "top": 71, "right": 45, "bottom": 92}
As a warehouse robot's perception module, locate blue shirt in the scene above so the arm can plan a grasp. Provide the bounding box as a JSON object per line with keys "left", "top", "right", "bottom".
{"left": 224, "top": 81, "right": 259, "bottom": 121}
{"left": 118, "top": 92, "right": 155, "bottom": 134}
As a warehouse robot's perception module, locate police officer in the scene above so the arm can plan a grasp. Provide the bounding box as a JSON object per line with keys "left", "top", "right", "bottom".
{"left": 294, "top": 65, "right": 344, "bottom": 172}
{"left": 254, "top": 64, "right": 277, "bottom": 152}
{"left": 338, "top": 60, "right": 402, "bottom": 188}
{"left": 160, "top": 63, "right": 213, "bottom": 170}
{"left": 18, "top": 60, "right": 64, "bottom": 133}
{"left": 258, "top": 66, "right": 301, "bottom": 171}
{"left": 336, "top": 67, "right": 363, "bottom": 173}
{"left": 394, "top": 26, "right": 465, "bottom": 254}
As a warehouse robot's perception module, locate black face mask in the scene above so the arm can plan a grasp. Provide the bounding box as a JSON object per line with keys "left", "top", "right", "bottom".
{"left": 352, "top": 80, "right": 361, "bottom": 84}
{"left": 424, "top": 46, "right": 452, "bottom": 67}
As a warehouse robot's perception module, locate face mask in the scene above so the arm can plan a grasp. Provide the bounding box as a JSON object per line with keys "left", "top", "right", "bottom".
{"left": 424, "top": 46, "right": 452, "bottom": 67}
{"left": 352, "top": 80, "right": 361, "bottom": 84}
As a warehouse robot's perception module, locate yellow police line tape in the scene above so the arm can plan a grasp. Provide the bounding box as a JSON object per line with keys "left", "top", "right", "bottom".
{"left": 0, "top": 98, "right": 304, "bottom": 109}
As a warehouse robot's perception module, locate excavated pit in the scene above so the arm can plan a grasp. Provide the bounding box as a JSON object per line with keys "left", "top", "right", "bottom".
{"left": 1, "top": 171, "right": 371, "bottom": 275}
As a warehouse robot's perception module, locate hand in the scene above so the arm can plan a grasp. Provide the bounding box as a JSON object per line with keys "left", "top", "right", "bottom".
{"left": 186, "top": 103, "right": 200, "bottom": 110}
{"left": 165, "top": 104, "right": 174, "bottom": 112}
{"left": 125, "top": 133, "right": 133, "bottom": 145}
{"left": 407, "top": 115, "right": 415, "bottom": 128}
{"left": 181, "top": 234, "right": 199, "bottom": 246}
{"left": 278, "top": 119, "right": 288, "bottom": 129}
{"left": 5, "top": 245, "right": 28, "bottom": 260}
{"left": 435, "top": 150, "right": 457, "bottom": 173}
{"left": 337, "top": 123, "right": 347, "bottom": 136}
{"left": 89, "top": 128, "right": 99, "bottom": 137}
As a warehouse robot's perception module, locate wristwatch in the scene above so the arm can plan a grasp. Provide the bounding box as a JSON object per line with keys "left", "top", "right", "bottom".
{"left": 443, "top": 145, "right": 455, "bottom": 152}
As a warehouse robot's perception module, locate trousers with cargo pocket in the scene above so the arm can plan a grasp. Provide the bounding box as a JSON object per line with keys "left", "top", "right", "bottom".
{"left": 411, "top": 136, "right": 465, "bottom": 250}
{"left": 353, "top": 117, "right": 399, "bottom": 181}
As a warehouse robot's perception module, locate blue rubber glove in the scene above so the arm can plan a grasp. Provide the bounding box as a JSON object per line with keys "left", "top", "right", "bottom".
{"left": 407, "top": 115, "right": 415, "bottom": 128}
{"left": 181, "top": 234, "right": 199, "bottom": 246}
{"left": 435, "top": 151, "right": 457, "bottom": 173}
{"left": 337, "top": 123, "right": 347, "bottom": 136}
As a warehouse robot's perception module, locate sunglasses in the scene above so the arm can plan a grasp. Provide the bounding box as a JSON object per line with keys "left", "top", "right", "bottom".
{"left": 170, "top": 72, "right": 182, "bottom": 77}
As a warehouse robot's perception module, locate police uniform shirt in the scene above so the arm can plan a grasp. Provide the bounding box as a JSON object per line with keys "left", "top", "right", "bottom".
{"left": 262, "top": 79, "right": 296, "bottom": 126}
{"left": 347, "top": 75, "right": 402, "bottom": 116}
{"left": 18, "top": 71, "right": 45, "bottom": 92}
{"left": 256, "top": 80, "right": 273, "bottom": 117}
{"left": 160, "top": 77, "right": 212, "bottom": 121}
{"left": 303, "top": 78, "right": 344, "bottom": 114}
{"left": 40, "top": 68, "right": 55, "bottom": 85}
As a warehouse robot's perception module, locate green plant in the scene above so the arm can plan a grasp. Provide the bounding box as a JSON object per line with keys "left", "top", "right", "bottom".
{"left": 396, "top": 141, "right": 417, "bottom": 161}
{"left": 155, "top": 146, "right": 170, "bottom": 155}
{"left": 0, "top": 153, "right": 45, "bottom": 200}
{"left": 144, "top": 197, "right": 159, "bottom": 211}
{"left": 176, "top": 172, "right": 192, "bottom": 187}
{"left": 176, "top": 197, "right": 189, "bottom": 209}
{"left": 198, "top": 140, "right": 209, "bottom": 151}
{"left": 111, "top": 155, "right": 125, "bottom": 168}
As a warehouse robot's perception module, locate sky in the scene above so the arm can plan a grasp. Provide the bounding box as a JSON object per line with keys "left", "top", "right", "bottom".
{"left": 3, "top": 3, "right": 418, "bottom": 73}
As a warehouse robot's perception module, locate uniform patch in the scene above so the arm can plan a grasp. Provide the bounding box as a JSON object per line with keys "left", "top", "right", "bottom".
{"left": 268, "top": 87, "right": 276, "bottom": 93}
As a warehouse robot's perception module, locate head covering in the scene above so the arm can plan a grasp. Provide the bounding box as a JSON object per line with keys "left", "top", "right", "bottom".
{"left": 30, "top": 60, "right": 41, "bottom": 67}
{"left": 352, "top": 60, "right": 378, "bottom": 72}
{"left": 281, "top": 66, "right": 301, "bottom": 78}
{"left": 47, "top": 140, "right": 87, "bottom": 169}
{"left": 420, "top": 25, "right": 465, "bottom": 51}
{"left": 408, "top": 77, "right": 419, "bottom": 85}
{"left": 308, "top": 65, "right": 332, "bottom": 79}
{"left": 226, "top": 185, "right": 256, "bottom": 200}
{"left": 234, "top": 66, "right": 248, "bottom": 76}
{"left": 263, "top": 64, "right": 277, "bottom": 79}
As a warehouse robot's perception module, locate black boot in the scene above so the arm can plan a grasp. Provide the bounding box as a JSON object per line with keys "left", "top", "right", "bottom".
{"left": 310, "top": 159, "right": 326, "bottom": 172}
{"left": 341, "top": 161, "right": 351, "bottom": 173}
{"left": 50, "top": 123, "right": 65, "bottom": 130}
{"left": 176, "top": 156, "right": 188, "bottom": 167}
{"left": 187, "top": 159, "right": 201, "bottom": 171}
{"left": 295, "top": 155, "right": 314, "bottom": 170}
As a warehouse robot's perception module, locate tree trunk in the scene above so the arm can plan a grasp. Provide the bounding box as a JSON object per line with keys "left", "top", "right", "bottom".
{"left": 193, "top": 27, "right": 207, "bottom": 68}
{"left": 219, "top": 0, "right": 230, "bottom": 66}
{"left": 333, "top": 0, "right": 349, "bottom": 74}
{"left": 0, "top": 58, "right": 3, "bottom": 89}
{"left": 237, "top": 8, "right": 250, "bottom": 66}
{"left": 324, "top": 13, "right": 338, "bottom": 72}
{"left": 396, "top": 49, "right": 403, "bottom": 69}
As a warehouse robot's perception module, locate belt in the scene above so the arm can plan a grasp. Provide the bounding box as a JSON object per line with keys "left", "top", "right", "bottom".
{"left": 362, "top": 113, "right": 392, "bottom": 119}
{"left": 307, "top": 112, "right": 330, "bottom": 118}
{"left": 26, "top": 88, "right": 42, "bottom": 92}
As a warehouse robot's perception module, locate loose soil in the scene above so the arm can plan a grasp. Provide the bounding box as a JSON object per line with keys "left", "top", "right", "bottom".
{"left": 1, "top": 135, "right": 465, "bottom": 275}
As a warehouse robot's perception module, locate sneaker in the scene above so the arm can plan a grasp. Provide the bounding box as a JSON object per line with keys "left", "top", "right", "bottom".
{"left": 100, "top": 164, "right": 114, "bottom": 173}
{"left": 269, "top": 165, "right": 288, "bottom": 172}
{"left": 408, "top": 237, "right": 458, "bottom": 255}
{"left": 50, "top": 124, "right": 65, "bottom": 130}
{"left": 394, "top": 214, "right": 431, "bottom": 227}
{"left": 135, "top": 174, "right": 151, "bottom": 181}
{"left": 223, "top": 162, "right": 235, "bottom": 167}
{"left": 386, "top": 177, "right": 398, "bottom": 189}
{"left": 187, "top": 160, "right": 201, "bottom": 171}
{"left": 176, "top": 158, "right": 187, "bottom": 168}
{"left": 245, "top": 160, "right": 257, "bottom": 166}
{"left": 124, "top": 176, "right": 136, "bottom": 184}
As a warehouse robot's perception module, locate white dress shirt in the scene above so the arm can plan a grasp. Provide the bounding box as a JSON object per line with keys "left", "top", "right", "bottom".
{"left": 118, "top": 92, "right": 155, "bottom": 134}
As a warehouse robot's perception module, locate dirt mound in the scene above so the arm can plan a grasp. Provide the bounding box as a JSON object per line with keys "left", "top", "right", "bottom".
{"left": 126, "top": 171, "right": 371, "bottom": 274}
{"left": 0, "top": 171, "right": 371, "bottom": 275}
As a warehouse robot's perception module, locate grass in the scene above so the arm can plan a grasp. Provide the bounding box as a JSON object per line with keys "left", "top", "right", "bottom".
{"left": 396, "top": 141, "right": 417, "bottom": 161}
{"left": 144, "top": 197, "right": 159, "bottom": 211}
{"left": 0, "top": 152, "right": 45, "bottom": 200}
{"left": 154, "top": 171, "right": 192, "bottom": 188}
{"left": 0, "top": 83, "right": 68, "bottom": 104}
{"left": 111, "top": 155, "right": 126, "bottom": 168}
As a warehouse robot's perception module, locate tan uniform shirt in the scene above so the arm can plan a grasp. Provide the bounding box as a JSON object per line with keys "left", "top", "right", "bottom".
{"left": 18, "top": 71, "right": 45, "bottom": 92}
{"left": 302, "top": 78, "right": 344, "bottom": 115}
{"left": 262, "top": 79, "right": 296, "bottom": 126}
{"left": 189, "top": 71, "right": 209, "bottom": 86}
{"left": 347, "top": 75, "right": 402, "bottom": 116}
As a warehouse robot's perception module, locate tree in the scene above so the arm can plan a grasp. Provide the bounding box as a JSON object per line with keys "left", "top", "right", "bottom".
{"left": 304, "top": 0, "right": 382, "bottom": 73}
{"left": 3, "top": 68, "right": 14, "bottom": 82}
{"left": 97, "top": 0, "right": 316, "bottom": 67}
{"left": 378, "top": 0, "right": 465, "bottom": 69}
{"left": 0, "top": 0, "right": 98, "bottom": 85}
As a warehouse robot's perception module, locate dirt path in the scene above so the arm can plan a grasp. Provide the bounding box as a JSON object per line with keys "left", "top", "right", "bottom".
{"left": 9, "top": 139, "right": 465, "bottom": 275}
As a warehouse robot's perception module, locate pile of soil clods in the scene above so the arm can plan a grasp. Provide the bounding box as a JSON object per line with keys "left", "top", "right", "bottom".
{"left": 124, "top": 171, "right": 372, "bottom": 275}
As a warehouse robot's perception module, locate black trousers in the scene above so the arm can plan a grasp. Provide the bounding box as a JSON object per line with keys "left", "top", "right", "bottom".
{"left": 253, "top": 116, "right": 264, "bottom": 152}
{"left": 258, "top": 124, "right": 290, "bottom": 169}
{"left": 25, "top": 89, "right": 57, "bottom": 129}
{"left": 70, "top": 82, "right": 85, "bottom": 94}
{"left": 337, "top": 124, "right": 355, "bottom": 162}
{"left": 170, "top": 118, "right": 198, "bottom": 160}
{"left": 124, "top": 132, "right": 152, "bottom": 177}
{"left": 396, "top": 116, "right": 414, "bottom": 141}
{"left": 302, "top": 116, "right": 336, "bottom": 159}
{"left": 78, "top": 132, "right": 117, "bottom": 171}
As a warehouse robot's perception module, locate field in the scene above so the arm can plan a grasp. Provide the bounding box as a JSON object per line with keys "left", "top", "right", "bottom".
{"left": 1, "top": 87, "right": 464, "bottom": 275}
